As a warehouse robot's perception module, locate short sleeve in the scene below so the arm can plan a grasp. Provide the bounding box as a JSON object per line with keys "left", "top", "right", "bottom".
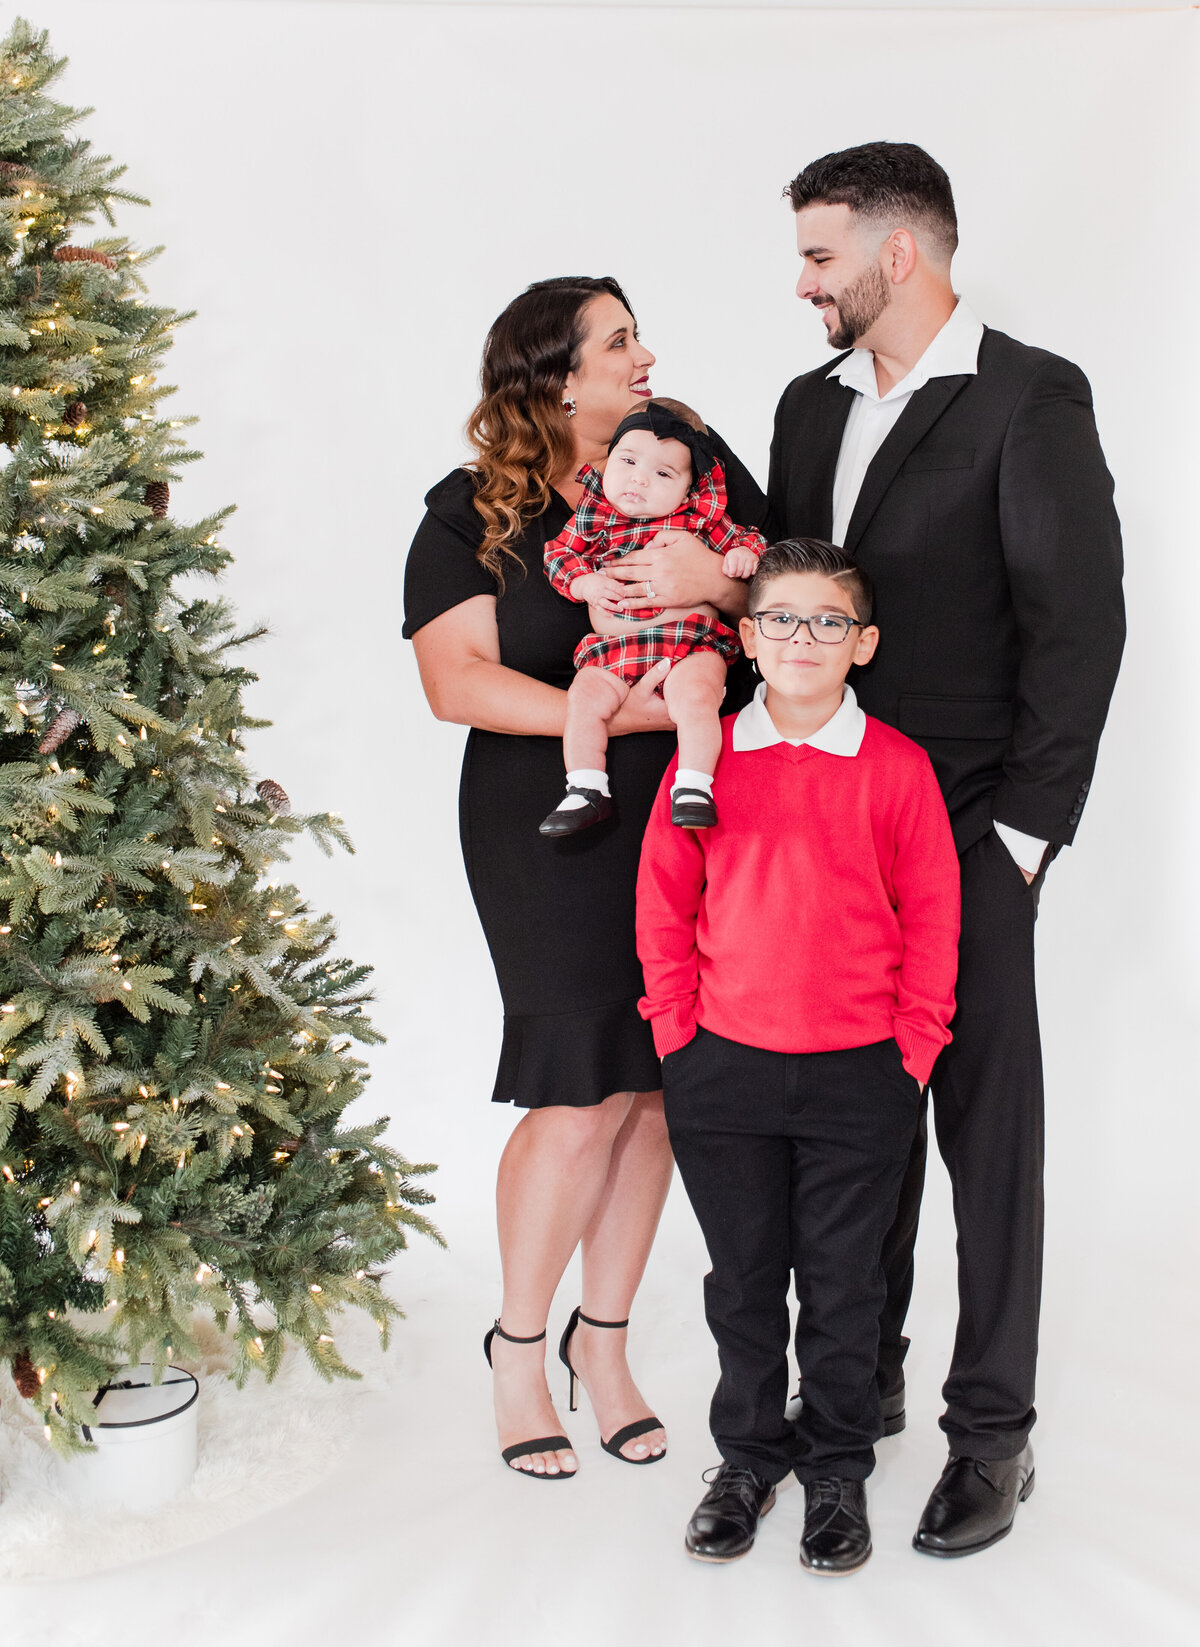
{"left": 707, "top": 427, "right": 778, "bottom": 542}
{"left": 402, "top": 468, "right": 497, "bottom": 639}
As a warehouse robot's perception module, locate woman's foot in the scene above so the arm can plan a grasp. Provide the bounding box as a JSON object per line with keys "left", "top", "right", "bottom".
{"left": 489, "top": 1331, "right": 578, "bottom": 1477}
{"left": 567, "top": 1317, "right": 666, "bottom": 1461}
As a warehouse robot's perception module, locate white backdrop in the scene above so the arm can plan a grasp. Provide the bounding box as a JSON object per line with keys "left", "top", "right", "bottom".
{"left": 2, "top": 3, "right": 1198, "bottom": 1643}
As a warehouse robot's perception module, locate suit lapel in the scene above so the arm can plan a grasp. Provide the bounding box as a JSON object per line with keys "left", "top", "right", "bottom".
{"left": 844, "top": 373, "right": 973, "bottom": 552}
{"left": 797, "top": 364, "right": 855, "bottom": 539}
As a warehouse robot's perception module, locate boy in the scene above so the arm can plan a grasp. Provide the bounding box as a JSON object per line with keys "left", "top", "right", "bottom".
{"left": 636, "top": 538, "right": 960, "bottom": 1573}
{"left": 539, "top": 398, "right": 765, "bottom": 836}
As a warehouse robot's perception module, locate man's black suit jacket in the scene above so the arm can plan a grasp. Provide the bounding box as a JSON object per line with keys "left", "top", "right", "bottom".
{"left": 768, "top": 328, "right": 1126, "bottom": 855}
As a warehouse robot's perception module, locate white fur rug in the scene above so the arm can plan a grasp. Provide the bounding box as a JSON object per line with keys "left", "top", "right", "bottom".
{"left": 0, "top": 1310, "right": 393, "bottom": 1582}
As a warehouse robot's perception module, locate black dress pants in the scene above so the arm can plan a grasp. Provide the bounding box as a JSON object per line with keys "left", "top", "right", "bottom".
{"left": 664, "top": 1030, "right": 923, "bottom": 1485}
{"left": 877, "top": 826, "right": 1045, "bottom": 1458}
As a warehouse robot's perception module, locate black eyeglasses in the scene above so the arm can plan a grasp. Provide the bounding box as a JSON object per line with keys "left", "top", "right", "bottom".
{"left": 752, "top": 610, "right": 864, "bottom": 644}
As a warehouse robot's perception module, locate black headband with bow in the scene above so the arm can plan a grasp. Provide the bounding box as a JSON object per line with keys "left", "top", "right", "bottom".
{"left": 608, "top": 402, "right": 718, "bottom": 484}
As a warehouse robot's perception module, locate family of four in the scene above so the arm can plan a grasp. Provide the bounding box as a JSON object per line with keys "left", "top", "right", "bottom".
{"left": 402, "top": 142, "right": 1125, "bottom": 1573}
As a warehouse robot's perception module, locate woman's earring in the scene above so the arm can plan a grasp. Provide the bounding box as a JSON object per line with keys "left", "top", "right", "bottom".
{"left": 563, "top": 397, "right": 577, "bottom": 419}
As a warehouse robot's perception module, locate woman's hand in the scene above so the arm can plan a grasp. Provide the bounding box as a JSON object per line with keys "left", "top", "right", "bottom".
{"left": 614, "top": 530, "right": 747, "bottom": 617}
{"left": 610, "top": 660, "right": 676, "bottom": 734}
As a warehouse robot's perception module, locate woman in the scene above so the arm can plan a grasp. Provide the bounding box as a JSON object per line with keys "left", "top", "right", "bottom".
{"left": 403, "top": 277, "right": 771, "bottom": 1478}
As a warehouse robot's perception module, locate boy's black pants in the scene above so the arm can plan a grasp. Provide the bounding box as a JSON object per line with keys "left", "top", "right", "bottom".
{"left": 664, "top": 1029, "right": 923, "bottom": 1485}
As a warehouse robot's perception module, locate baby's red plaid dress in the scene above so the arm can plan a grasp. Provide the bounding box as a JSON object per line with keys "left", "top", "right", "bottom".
{"left": 545, "top": 461, "right": 763, "bottom": 684}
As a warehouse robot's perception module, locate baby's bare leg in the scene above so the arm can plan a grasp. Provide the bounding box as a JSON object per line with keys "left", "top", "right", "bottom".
{"left": 662, "top": 651, "right": 727, "bottom": 778}
{"left": 563, "top": 666, "right": 631, "bottom": 773}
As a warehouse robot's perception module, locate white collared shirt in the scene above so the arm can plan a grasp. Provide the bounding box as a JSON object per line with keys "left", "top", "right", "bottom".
{"left": 826, "top": 298, "right": 1045, "bottom": 877}
{"left": 733, "top": 681, "right": 866, "bottom": 756}
{"left": 829, "top": 298, "right": 984, "bottom": 549}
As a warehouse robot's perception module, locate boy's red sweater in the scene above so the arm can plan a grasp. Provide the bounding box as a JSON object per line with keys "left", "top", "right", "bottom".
{"left": 636, "top": 714, "right": 961, "bottom": 1085}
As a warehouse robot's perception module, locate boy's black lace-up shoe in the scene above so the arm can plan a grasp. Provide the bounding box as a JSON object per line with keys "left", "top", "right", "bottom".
{"left": 799, "top": 1477, "right": 872, "bottom": 1575}
{"left": 684, "top": 1462, "right": 778, "bottom": 1562}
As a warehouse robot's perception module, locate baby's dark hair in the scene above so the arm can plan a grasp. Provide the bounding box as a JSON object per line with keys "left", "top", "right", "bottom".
{"left": 645, "top": 396, "right": 708, "bottom": 434}
{"left": 748, "top": 537, "right": 874, "bottom": 625}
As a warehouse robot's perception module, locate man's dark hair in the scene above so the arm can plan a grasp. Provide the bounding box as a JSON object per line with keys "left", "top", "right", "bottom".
{"left": 748, "top": 537, "right": 874, "bottom": 625}
{"left": 786, "top": 142, "right": 958, "bottom": 261}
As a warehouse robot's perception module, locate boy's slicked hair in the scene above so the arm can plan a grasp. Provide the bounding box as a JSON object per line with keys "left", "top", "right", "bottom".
{"left": 785, "top": 141, "right": 958, "bottom": 261}
{"left": 748, "top": 537, "right": 875, "bottom": 625}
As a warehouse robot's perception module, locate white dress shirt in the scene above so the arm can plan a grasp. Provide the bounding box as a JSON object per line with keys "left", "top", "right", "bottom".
{"left": 733, "top": 682, "right": 865, "bottom": 757}
{"left": 828, "top": 299, "right": 1045, "bottom": 878}
{"left": 829, "top": 298, "right": 984, "bottom": 547}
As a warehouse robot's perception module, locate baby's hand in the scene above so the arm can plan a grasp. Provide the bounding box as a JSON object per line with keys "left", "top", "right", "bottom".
{"left": 721, "top": 548, "right": 760, "bottom": 581}
{"left": 570, "top": 571, "right": 627, "bottom": 613}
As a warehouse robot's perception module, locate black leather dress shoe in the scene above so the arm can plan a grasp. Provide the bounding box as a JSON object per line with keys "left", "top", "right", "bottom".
{"left": 912, "top": 1443, "right": 1035, "bottom": 1558}
{"left": 538, "top": 787, "right": 613, "bottom": 837}
{"left": 670, "top": 787, "right": 717, "bottom": 828}
{"left": 799, "top": 1477, "right": 871, "bottom": 1574}
{"left": 685, "top": 1462, "right": 777, "bottom": 1562}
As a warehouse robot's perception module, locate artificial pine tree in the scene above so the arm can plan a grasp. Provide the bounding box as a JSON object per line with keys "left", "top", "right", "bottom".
{"left": 0, "top": 18, "right": 439, "bottom": 1449}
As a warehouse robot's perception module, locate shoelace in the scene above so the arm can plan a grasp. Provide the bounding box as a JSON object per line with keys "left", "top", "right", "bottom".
{"left": 805, "top": 1477, "right": 848, "bottom": 1511}
{"left": 702, "top": 1463, "right": 769, "bottom": 1500}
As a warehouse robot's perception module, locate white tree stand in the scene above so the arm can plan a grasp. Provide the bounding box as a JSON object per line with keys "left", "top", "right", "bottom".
{"left": 58, "top": 1364, "right": 199, "bottom": 1511}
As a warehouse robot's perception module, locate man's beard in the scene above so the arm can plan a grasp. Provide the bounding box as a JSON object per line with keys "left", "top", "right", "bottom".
{"left": 821, "top": 263, "right": 890, "bottom": 350}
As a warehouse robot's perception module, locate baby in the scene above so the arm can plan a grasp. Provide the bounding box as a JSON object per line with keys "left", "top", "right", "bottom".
{"left": 539, "top": 398, "right": 765, "bottom": 837}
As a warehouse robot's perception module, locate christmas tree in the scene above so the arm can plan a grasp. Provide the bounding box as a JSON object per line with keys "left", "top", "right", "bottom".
{"left": 0, "top": 18, "right": 439, "bottom": 1449}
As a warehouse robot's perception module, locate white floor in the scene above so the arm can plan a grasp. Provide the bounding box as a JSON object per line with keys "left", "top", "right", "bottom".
{"left": 2, "top": 1149, "right": 1197, "bottom": 1647}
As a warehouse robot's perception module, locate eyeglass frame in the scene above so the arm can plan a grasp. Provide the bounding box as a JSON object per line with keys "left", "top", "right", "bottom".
{"left": 749, "top": 609, "right": 866, "bottom": 645}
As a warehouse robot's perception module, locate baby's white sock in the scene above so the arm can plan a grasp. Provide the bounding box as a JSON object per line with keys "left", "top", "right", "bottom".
{"left": 672, "top": 768, "right": 714, "bottom": 797}
{"left": 556, "top": 768, "right": 611, "bottom": 811}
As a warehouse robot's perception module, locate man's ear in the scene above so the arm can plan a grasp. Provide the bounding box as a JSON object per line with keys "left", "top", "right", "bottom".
{"left": 739, "top": 615, "right": 758, "bottom": 658}
{"left": 885, "top": 228, "right": 919, "bottom": 285}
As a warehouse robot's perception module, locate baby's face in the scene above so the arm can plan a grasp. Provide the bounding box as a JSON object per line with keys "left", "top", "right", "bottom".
{"left": 602, "top": 429, "right": 692, "bottom": 519}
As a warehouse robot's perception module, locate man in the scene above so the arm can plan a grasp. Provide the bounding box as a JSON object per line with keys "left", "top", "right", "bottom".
{"left": 769, "top": 142, "right": 1124, "bottom": 1558}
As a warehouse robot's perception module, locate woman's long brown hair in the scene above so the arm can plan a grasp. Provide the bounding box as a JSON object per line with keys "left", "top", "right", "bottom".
{"left": 465, "top": 276, "right": 634, "bottom": 587}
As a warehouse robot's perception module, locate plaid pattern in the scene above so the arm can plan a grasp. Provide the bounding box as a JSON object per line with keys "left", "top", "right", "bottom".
{"left": 544, "top": 460, "right": 765, "bottom": 622}
{"left": 573, "top": 612, "right": 742, "bottom": 687}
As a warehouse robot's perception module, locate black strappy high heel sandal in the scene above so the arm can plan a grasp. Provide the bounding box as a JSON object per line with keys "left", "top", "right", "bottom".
{"left": 557, "top": 1305, "right": 666, "bottom": 1465}
{"left": 483, "top": 1320, "right": 576, "bottom": 1479}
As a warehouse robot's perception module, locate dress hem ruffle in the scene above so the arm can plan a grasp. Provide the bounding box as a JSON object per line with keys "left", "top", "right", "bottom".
{"left": 490, "top": 996, "right": 662, "bottom": 1109}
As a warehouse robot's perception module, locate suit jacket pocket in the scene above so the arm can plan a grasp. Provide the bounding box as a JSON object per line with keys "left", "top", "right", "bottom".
{"left": 901, "top": 448, "right": 976, "bottom": 473}
{"left": 898, "top": 694, "right": 1014, "bottom": 741}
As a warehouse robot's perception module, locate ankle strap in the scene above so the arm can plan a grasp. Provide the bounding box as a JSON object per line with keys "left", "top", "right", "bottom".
{"left": 577, "top": 1310, "right": 630, "bottom": 1330}
{"left": 490, "top": 1319, "right": 547, "bottom": 1346}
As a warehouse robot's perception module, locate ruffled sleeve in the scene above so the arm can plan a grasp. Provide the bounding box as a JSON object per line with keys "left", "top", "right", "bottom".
{"left": 402, "top": 468, "right": 496, "bottom": 639}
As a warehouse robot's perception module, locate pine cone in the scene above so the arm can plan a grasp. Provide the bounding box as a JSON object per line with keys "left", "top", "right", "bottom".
{"left": 145, "top": 481, "right": 170, "bottom": 519}
{"left": 38, "top": 707, "right": 82, "bottom": 753}
{"left": 11, "top": 1352, "right": 40, "bottom": 1400}
{"left": 0, "top": 160, "right": 31, "bottom": 181}
{"left": 63, "top": 400, "right": 86, "bottom": 428}
{"left": 256, "top": 779, "right": 290, "bottom": 815}
{"left": 53, "top": 245, "right": 119, "bottom": 272}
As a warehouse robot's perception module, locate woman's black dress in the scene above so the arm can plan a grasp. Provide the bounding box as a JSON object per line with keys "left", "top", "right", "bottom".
{"left": 402, "top": 436, "right": 771, "bottom": 1108}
